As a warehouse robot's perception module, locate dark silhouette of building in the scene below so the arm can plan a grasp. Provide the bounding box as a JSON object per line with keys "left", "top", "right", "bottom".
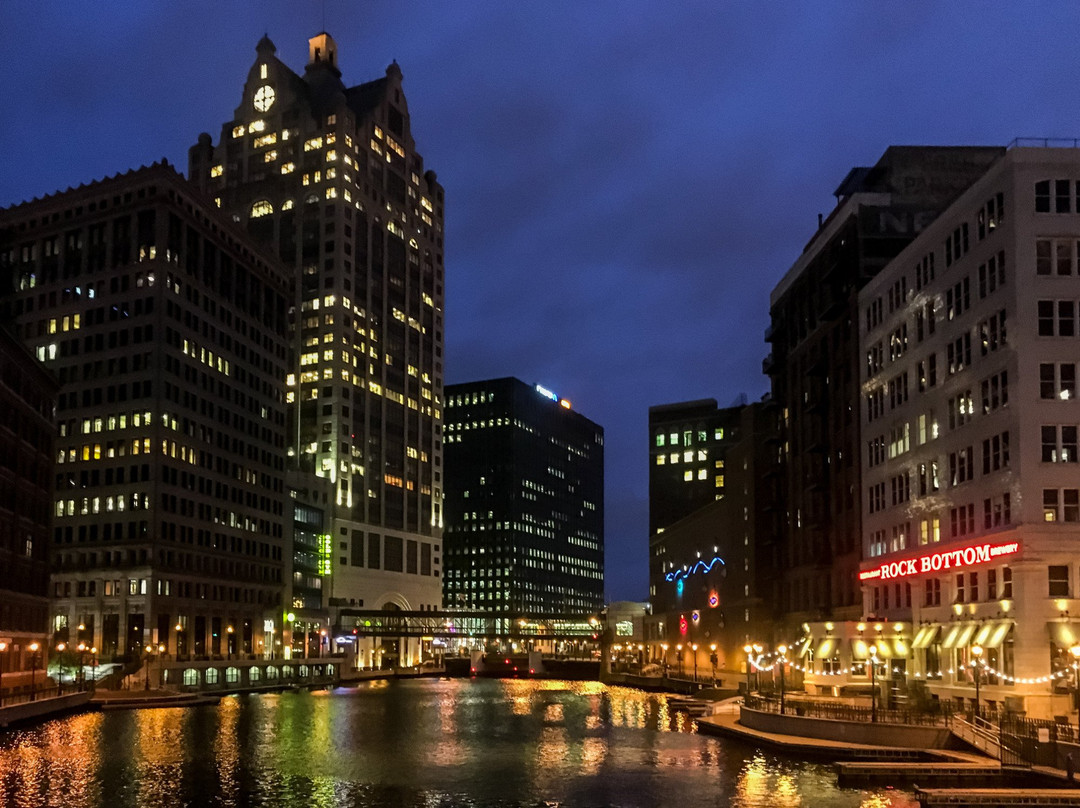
{"left": 0, "top": 326, "right": 56, "bottom": 674}
{"left": 188, "top": 33, "right": 445, "bottom": 638}
{"left": 647, "top": 399, "right": 780, "bottom": 679}
{"left": 0, "top": 163, "right": 290, "bottom": 661}
{"left": 764, "top": 146, "right": 1004, "bottom": 641}
{"left": 443, "top": 378, "right": 604, "bottom": 616}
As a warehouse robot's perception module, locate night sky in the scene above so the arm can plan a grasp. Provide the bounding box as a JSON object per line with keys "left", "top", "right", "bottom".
{"left": 3, "top": 3, "right": 1077, "bottom": 602}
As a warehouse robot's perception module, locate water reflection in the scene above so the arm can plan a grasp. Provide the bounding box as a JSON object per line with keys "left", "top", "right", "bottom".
{"left": 0, "top": 679, "right": 916, "bottom": 807}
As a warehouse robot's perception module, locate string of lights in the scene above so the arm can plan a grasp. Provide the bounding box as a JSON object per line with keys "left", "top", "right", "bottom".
{"left": 747, "top": 642, "right": 1078, "bottom": 685}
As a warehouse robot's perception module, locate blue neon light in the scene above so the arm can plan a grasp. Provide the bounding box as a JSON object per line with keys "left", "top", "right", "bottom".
{"left": 665, "top": 555, "right": 725, "bottom": 584}
{"left": 676, "top": 579, "right": 684, "bottom": 596}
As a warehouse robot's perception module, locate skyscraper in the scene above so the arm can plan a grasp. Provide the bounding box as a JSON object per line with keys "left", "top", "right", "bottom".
{"left": 0, "top": 325, "right": 56, "bottom": 673}
{"left": 443, "top": 378, "right": 604, "bottom": 616}
{"left": 189, "top": 33, "right": 445, "bottom": 619}
{"left": 765, "top": 147, "right": 1003, "bottom": 641}
{"left": 0, "top": 163, "right": 290, "bottom": 660}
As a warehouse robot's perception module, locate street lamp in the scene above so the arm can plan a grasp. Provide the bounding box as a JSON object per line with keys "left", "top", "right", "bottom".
{"left": 55, "top": 642, "right": 66, "bottom": 694}
{"left": 676, "top": 644, "right": 684, "bottom": 677}
{"left": 710, "top": 643, "right": 718, "bottom": 685}
{"left": 226, "top": 625, "right": 235, "bottom": 659}
{"left": 743, "top": 644, "right": 753, "bottom": 695}
{"left": 29, "top": 642, "right": 40, "bottom": 701}
{"left": 778, "top": 644, "right": 788, "bottom": 714}
{"left": 1070, "top": 644, "right": 1080, "bottom": 740}
{"left": 753, "top": 644, "right": 763, "bottom": 692}
{"left": 660, "top": 643, "right": 669, "bottom": 676}
{"left": 691, "top": 643, "right": 698, "bottom": 682}
{"left": 0, "top": 641, "right": 6, "bottom": 706}
{"left": 76, "top": 642, "right": 88, "bottom": 689}
{"left": 144, "top": 645, "right": 153, "bottom": 690}
{"left": 869, "top": 646, "right": 878, "bottom": 723}
{"left": 971, "top": 644, "right": 983, "bottom": 718}
{"left": 175, "top": 622, "right": 184, "bottom": 659}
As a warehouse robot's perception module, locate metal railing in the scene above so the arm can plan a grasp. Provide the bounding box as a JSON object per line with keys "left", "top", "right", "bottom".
{"left": 744, "top": 693, "right": 950, "bottom": 727}
{"left": 1008, "top": 137, "right": 1080, "bottom": 150}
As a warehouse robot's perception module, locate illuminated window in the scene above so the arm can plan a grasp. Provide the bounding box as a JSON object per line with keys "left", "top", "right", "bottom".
{"left": 682, "top": 451, "right": 692, "bottom": 462}
{"left": 683, "top": 470, "right": 693, "bottom": 481}
{"left": 249, "top": 119, "right": 266, "bottom": 132}
{"left": 697, "top": 469, "right": 707, "bottom": 480}
{"left": 264, "top": 150, "right": 277, "bottom": 162}
{"left": 232, "top": 125, "right": 245, "bottom": 138}
{"left": 250, "top": 200, "right": 273, "bottom": 218}
{"left": 656, "top": 456, "right": 665, "bottom": 465}
{"left": 325, "top": 187, "right": 338, "bottom": 199}
{"left": 260, "top": 63, "right": 268, "bottom": 79}
{"left": 304, "top": 136, "right": 324, "bottom": 152}
{"left": 210, "top": 164, "right": 223, "bottom": 178}
{"left": 253, "top": 133, "right": 277, "bottom": 148}
{"left": 281, "top": 162, "right": 295, "bottom": 174}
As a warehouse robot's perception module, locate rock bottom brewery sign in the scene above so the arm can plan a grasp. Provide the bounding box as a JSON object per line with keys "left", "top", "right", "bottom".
{"left": 859, "top": 540, "right": 1021, "bottom": 582}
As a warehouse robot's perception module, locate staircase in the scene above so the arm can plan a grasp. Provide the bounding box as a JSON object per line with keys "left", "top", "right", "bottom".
{"left": 951, "top": 714, "right": 1030, "bottom": 768}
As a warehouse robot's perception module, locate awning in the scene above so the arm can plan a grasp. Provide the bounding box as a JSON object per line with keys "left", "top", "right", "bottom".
{"left": 1048, "top": 622, "right": 1080, "bottom": 648}
{"left": 973, "top": 622, "right": 995, "bottom": 647}
{"left": 816, "top": 638, "right": 837, "bottom": 659}
{"left": 941, "top": 623, "right": 978, "bottom": 649}
{"left": 871, "top": 638, "right": 910, "bottom": 658}
{"left": 851, "top": 638, "right": 870, "bottom": 659}
{"left": 912, "top": 625, "right": 941, "bottom": 649}
{"left": 987, "top": 622, "right": 1013, "bottom": 648}
{"left": 798, "top": 637, "right": 813, "bottom": 658}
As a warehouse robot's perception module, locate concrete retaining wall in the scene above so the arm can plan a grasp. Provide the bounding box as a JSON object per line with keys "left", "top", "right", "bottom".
{"left": 740, "top": 705, "right": 954, "bottom": 748}
{"left": 0, "top": 692, "right": 91, "bottom": 728}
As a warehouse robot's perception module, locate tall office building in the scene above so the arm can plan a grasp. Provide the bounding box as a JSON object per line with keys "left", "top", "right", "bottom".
{"left": 647, "top": 401, "right": 780, "bottom": 677}
{"left": 765, "top": 147, "right": 1003, "bottom": 643}
{"left": 0, "top": 163, "right": 290, "bottom": 659}
{"left": 188, "top": 33, "right": 446, "bottom": 617}
{"left": 443, "top": 378, "right": 604, "bottom": 616}
{"left": 839, "top": 145, "right": 1080, "bottom": 718}
{"left": 0, "top": 326, "right": 56, "bottom": 673}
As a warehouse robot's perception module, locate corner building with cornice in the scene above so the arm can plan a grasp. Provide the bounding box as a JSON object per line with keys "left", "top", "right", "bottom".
{"left": 189, "top": 33, "right": 445, "bottom": 657}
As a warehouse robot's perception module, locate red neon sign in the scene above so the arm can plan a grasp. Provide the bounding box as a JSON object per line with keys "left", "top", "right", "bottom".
{"left": 859, "top": 540, "right": 1020, "bottom": 582}
{"left": 679, "top": 615, "right": 688, "bottom": 635}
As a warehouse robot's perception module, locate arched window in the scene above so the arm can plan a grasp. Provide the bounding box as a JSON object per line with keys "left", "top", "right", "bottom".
{"left": 250, "top": 199, "right": 274, "bottom": 218}
{"left": 281, "top": 199, "right": 295, "bottom": 211}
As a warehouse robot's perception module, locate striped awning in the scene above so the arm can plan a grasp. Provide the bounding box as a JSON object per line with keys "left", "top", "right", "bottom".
{"left": 987, "top": 622, "right": 1013, "bottom": 648}
{"left": 972, "top": 621, "right": 1013, "bottom": 648}
{"left": 941, "top": 623, "right": 978, "bottom": 649}
{"left": 912, "top": 625, "right": 941, "bottom": 649}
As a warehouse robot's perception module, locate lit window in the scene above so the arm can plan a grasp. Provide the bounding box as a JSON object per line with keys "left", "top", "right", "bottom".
{"left": 683, "top": 470, "right": 693, "bottom": 481}
{"left": 697, "top": 469, "right": 707, "bottom": 480}
{"left": 264, "top": 150, "right": 277, "bottom": 162}
{"left": 281, "top": 162, "right": 295, "bottom": 174}
{"left": 249, "top": 119, "right": 266, "bottom": 132}
{"left": 281, "top": 199, "right": 294, "bottom": 211}
{"left": 254, "top": 133, "right": 277, "bottom": 148}
{"left": 210, "top": 165, "right": 224, "bottom": 178}
{"left": 232, "top": 125, "right": 245, "bottom": 138}
{"left": 250, "top": 200, "right": 273, "bottom": 218}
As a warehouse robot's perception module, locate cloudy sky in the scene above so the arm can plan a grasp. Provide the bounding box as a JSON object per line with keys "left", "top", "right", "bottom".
{"left": 3, "top": 2, "right": 1077, "bottom": 601}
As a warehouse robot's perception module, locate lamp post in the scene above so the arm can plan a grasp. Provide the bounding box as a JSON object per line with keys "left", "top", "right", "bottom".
{"left": 691, "top": 643, "right": 698, "bottom": 683}
{"left": 661, "top": 643, "right": 669, "bottom": 677}
{"left": 778, "top": 644, "right": 788, "bottom": 714}
{"left": 144, "top": 645, "right": 153, "bottom": 690}
{"left": 710, "top": 644, "right": 718, "bottom": 685}
{"left": 76, "top": 642, "right": 87, "bottom": 690}
{"left": 55, "top": 642, "right": 66, "bottom": 694}
{"left": 29, "top": 642, "right": 40, "bottom": 701}
{"left": 676, "top": 644, "right": 683, "bottom": 677}
{"left": 971, "top": 644, "right": 983, "bottom": 718}
{"left": 869, "top": 646, "right": 878, "bottom": 723}
{"left": 175, "top": 622, "right": 184, "bottom": 660}
{"left": 753, "top": 643, "right": 763, "bottom": 692}
{"left": 743, "top": 644, "right": 753, "bottom": 695}
{"left": 1070, "top": 644, "right": 1080, "bottom": 740}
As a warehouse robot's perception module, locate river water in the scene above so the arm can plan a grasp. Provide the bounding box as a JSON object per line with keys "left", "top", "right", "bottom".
{"left": 0, "top": 678, "right": 916, "bottom": 807}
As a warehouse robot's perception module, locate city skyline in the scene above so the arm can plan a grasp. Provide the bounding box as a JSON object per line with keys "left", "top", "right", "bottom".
{"left": 3, "top": 3, "right": 1078, "bottom": 600}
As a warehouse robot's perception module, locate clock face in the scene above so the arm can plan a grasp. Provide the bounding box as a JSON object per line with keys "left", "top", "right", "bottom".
{"left": 253, "top": 85, "right": 275, "bottom": 112}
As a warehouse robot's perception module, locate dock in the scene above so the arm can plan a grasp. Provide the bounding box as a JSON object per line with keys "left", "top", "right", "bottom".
{"left": 915, "top": 788, "right": 1080, "bottom": 806}
{"left": 838, "top": 761, "right": 1002, "bottom": 787}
